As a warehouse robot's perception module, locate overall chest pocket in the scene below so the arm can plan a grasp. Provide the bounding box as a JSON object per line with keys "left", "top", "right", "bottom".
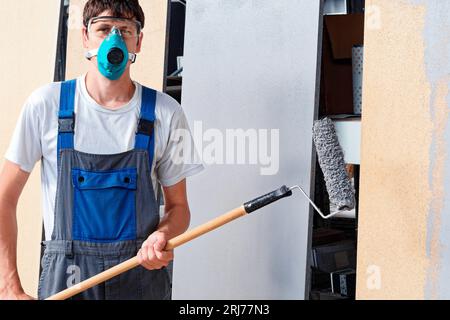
{"left": 72, "top": 168, "right": 138, "bottom": 242}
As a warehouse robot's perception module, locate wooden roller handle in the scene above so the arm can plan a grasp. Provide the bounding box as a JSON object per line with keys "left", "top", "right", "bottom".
{"left": 46, "top": 206, "right": 247, "bottom": 300}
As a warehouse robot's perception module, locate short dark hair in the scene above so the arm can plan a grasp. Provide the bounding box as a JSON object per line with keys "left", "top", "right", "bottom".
{"left": 83, "top": 0, "right": 145, "bottom": 29}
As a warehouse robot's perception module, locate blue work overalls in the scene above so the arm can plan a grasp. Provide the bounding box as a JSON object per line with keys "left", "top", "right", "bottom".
{"left": 38, "top": 80, "right": 172, "bottom": 300}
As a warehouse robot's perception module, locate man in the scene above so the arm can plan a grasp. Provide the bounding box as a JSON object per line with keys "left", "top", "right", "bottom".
{"left": 0, "top": 0, "right": 203, "bottom": 300}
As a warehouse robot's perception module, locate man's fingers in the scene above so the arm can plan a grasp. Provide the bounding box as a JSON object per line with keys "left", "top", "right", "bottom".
{"left": 139, "top": 248, "right": 155, "bottom": 269}
{"left": 139, "top": 245, "right": 166, "bottom": 270}
{"left": 139, "top": 249, "right": 156, "bottom": 270}
{"left": 148, "top": 236, "right": 158, "bottom": 246}
{"left": 155, "top": 249, "right": 174, "bottom": 262}
{"left": 138, "top": 232, "right": 174, "bottom": 270}
{"left": 137, "top": 249, "right": 143, "bottom": 264}
{"left": 153, "top": 237, "right": 166, "bottom": 252}
{"left": 141, "top": 241, "right": 156, "bottom": 262}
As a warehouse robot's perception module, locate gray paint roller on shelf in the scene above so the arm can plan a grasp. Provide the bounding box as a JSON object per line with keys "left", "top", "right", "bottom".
{"left": 313, "top": 117, "right": 355, "bottom": 210}
{"left": 290, "top": 117, "right": 356, "bottom": 219}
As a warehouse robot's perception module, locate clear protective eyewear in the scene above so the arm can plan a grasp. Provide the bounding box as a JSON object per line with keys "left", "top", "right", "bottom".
{"left": 87, "top": 16, "right": 142, "bottom": 40}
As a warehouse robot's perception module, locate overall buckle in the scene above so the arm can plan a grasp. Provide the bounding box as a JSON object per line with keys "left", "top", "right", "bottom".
{"left": 65, "top": 240, "right": 74, "bottom": 258}
{"left": 137, "top": 119, "right": 154, "bottom": 136}
{"left": 58, "top": 113, "right": 76, "bottom": 133}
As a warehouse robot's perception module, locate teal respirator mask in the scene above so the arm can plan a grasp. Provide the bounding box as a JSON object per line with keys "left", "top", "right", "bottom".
{"left": 85, "top": 17, "right": 141, "bottom": 81}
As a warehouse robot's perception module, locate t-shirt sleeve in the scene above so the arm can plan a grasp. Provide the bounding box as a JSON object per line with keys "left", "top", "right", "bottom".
{"left": 4, "top": 95, "right": 42, "bottom": 173}
{"left": 156, "top": 105, "right": 205, "bottom": 187}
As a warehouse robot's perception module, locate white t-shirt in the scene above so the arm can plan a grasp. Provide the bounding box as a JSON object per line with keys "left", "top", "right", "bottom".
{"left": 5, "top": 74, "right": 205, "bottom": 240}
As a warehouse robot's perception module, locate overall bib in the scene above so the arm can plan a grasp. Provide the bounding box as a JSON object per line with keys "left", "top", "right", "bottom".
{"left": 38, "top": 80, "right": 171, "bottom": 300}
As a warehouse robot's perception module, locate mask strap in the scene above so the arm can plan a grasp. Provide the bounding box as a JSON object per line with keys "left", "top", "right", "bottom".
{"left": 85, "top": 49, "right": 137, "bottom": 63}
{"left": 85, "top": 49, "right": 98, "bottom": 60}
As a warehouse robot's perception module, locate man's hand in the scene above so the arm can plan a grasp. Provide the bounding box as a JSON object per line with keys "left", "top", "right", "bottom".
{"left": 0, "top": 282, "right": 35, "bottom": 300}
{"left": 138, "top": 231, "right": 174, "bottom": 271}
{"left": 0, "top": 290, "right": 34, "bottom": 300}
{"left": 0, "top": 161, "right": 32, "bottom": 300}
{"left": 138, "top": 180, "right": 190, "bottom": 271}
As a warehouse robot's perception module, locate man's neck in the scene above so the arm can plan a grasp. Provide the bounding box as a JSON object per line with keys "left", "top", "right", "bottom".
{"left": 85, "top": 69, "right": 136, "bottom": 110}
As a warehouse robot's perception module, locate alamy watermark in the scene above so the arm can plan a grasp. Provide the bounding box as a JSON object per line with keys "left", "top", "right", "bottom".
{"left": 171, "top": 121, "right": 280, "bottom": 176}
{"left": 366, "top": 265, "right": 381, "bottom": 290}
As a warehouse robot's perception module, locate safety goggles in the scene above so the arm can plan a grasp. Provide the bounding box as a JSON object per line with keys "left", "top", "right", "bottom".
{"left": 87, "top": 16, "right": 142, "bottom": 40}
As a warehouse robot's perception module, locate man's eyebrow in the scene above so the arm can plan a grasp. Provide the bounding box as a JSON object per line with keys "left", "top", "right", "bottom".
{"left": 94, "top": 22, "right": 132, "bottom": 29}
{"left": 92, "top": 22, "right": 112, "bottom": 28}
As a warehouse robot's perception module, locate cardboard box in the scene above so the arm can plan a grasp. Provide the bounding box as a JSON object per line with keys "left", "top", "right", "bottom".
{"left": 320, "top": 14, "right": 365, "bottom": 115}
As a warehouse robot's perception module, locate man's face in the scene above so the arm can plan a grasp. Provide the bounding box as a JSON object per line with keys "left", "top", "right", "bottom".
{"left": 82, "top": 10, "right": 144, "bottom": 69}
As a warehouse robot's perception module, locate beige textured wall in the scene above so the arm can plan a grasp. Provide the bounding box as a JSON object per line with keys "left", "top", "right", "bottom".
{"left": 356, "top": 0, "right": 432, "bottom": 299}
{"left": 66, "top": 0, "right": 169, "bottom": 90}
{"left": 0, "top": 1, "right": 61, "bottom": 296}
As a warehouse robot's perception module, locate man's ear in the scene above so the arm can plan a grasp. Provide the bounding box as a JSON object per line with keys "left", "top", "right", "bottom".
{"left": 82, "top": 27, "right": 89, "bottom": 49}
{"left": 136, "top": 32, "right": 144, "bottom": 54}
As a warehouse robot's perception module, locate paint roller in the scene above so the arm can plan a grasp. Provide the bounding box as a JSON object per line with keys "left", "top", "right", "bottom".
{"left": 46, "top": 116, "right": 354, "bottom": 300}
{"left": 307, "top": 117, "right": 356, "bottom": 218}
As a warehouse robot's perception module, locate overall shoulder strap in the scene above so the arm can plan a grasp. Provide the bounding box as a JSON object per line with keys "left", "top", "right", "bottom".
{"left": 57, "top": 79, "right": 77, "bottom": 165}
{"left": 135, "top": 86, "right": 157, "bottom": 169}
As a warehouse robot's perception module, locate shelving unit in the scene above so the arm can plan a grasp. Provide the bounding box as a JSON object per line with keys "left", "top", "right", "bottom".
{"left": 309, "top": 0, "right": 365, "bottom": 300}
